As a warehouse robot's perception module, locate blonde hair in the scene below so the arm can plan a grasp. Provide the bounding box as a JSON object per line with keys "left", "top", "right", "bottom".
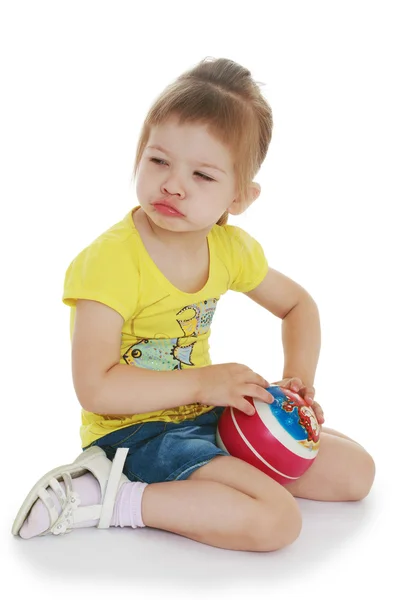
{"left": 132, "top": 57, "right": 273, "bottom": 226}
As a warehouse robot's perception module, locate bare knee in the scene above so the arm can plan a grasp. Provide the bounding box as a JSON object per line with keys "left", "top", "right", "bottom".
{"left": 245, "top": 494, "right": 302, "bottom": 552}
{"left": 348, "top": 450, "right": 376, "bottom": 501}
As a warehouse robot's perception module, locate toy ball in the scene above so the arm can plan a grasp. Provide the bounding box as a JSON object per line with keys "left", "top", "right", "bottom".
{"left": 216, "top": 386, "right": 321, "bottom": 485}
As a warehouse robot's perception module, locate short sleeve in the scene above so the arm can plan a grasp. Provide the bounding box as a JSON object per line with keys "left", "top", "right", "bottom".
{"left": 227, "top": 226, "right": 269, "bottom": 293}
{"left": 62, "top": 238, "right": 139, "bottom": 321}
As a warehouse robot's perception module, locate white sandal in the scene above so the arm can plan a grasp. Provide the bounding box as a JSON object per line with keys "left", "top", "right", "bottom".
{"left": 12, "top": 446, "right": 129, "bottom": 537}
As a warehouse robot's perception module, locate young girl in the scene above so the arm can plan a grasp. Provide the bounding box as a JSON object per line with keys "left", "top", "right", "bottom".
{"left": 12, "top": 57, "right": 375, "bottom": 552}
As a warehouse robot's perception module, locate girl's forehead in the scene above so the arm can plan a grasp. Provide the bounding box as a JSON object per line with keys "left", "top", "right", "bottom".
{"left": 149, "top": 119, "right": 214, "bottom": 142}
{"left": 147, "top": 120, "right": 234, "bottom": 166}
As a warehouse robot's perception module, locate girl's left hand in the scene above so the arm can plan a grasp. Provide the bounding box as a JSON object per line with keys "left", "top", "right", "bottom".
{"left": 271, "top": 377, "right": 325, "bottom": 424}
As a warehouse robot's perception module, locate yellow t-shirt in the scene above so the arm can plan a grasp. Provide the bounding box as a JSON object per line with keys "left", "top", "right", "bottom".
{"left": 63, "top": 207, "right": 269, "bottom": 447}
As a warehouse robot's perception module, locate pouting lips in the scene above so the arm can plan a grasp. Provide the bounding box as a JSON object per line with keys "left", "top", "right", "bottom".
{"left": 153, "top": 202, "right": 184, "bottom": 216}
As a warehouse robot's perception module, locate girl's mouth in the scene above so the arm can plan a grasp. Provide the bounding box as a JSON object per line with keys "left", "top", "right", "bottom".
{"left": 153, "top": 203, "right": 184, "bottom": 217}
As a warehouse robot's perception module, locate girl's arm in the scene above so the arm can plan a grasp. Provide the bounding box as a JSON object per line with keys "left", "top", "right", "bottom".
{"left": 72, "top": 299, "right": 201, "bottom": 415}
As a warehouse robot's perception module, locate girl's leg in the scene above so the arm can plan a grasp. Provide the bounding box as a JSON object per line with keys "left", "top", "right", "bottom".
{"left": 18, "top": 453, "right": 302, "bottom": 552}
{"left": 320, "top": 425, "right": 363, "bottom": 445}
{"left": 142, "top": 455, "right": 302, "bottom": 552}
{"left": 283, "top": 432, "right": 375, "bottom": 502}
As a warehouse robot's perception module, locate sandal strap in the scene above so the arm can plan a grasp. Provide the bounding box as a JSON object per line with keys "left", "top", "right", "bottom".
{"left": 62, "top": 472, "right": 74, "bottom": 497}
{"left": 35, "top": 447, "right": 129, "bottom": 535}
{"left": 37, "top": 486, "right": 60, "bottom": 526}
{"left": 49, "top": 474, "right": 81, "bottom": 536}
{"left": 48, "top": 477, "right": 67, "bottom": 504}
{"left": 98, "top": 447, "right": 129, "bottom": 529}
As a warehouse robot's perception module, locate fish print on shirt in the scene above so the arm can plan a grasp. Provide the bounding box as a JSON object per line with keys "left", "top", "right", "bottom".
{"left": 123, "top": 337, "right": 195, "bottom": 370}
{"left": 123, "top": 298, "right": 218, "bottom": 370}
{"left": 176, "top": 298, "right": 218, "bottom": 337}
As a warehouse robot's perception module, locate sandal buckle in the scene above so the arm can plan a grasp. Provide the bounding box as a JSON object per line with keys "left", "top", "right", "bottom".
{"left": 50, "top": 491, "right": 81, "bottom": 535}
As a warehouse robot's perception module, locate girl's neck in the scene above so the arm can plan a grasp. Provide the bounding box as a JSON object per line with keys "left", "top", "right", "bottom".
{"left": 134, "top": 207, "right": 210, "bottom": 255}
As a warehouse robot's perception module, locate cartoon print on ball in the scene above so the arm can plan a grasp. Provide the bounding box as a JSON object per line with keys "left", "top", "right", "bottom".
{"left": 269, "top": 386, "right": 320, "bottom": 450}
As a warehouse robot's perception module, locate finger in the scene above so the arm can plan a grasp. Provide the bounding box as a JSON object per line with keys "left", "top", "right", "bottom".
{"left": 251, "top": 372, "right": 270, "bottom": 388}
{"left": 245, "top": 375, "right": 270, "bottom": 390}
{"left": 313, "top": 403, "right": 325, "bottom": 424}
{"left": 288, "top": 378, "right": 304, "bottom": 392}
{"left": 245, "top": 385, "right": 275, "bottom": 404}
{"left": 289, "top": 384, "right": 315, "bottom": 404}
{"left": 238, "top": 398, "right": 256, "bottom": 416}
{"left": 303, "top": 388, "right": 316, "bottom": 405}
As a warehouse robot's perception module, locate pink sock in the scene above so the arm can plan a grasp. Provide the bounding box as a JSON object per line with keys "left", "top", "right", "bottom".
{"left": 19, "top": 473, "right": 148, "bottom": 539}
{"left": 111, "top": 477, "right": 147, "bottom": 529}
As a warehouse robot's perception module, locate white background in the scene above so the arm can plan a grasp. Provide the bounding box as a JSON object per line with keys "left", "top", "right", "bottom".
{"left": 1, "top": 1, "right": 398, "bottom": 598}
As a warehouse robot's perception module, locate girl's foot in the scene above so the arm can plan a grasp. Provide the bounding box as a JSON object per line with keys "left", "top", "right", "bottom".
{"left": 12, "top": 447, "right": 147, "bottom": 538}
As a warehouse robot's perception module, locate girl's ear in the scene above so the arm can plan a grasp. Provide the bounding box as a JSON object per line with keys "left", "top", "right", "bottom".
{"left": 228, "top": 182, "right": 261, "bottom": 215}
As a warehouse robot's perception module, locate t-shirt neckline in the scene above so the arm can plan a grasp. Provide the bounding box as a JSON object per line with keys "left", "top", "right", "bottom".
{"left": 125, "top": 206, "right": 214, "bottom": 298}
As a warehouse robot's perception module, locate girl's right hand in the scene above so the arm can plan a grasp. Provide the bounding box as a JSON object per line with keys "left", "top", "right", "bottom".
{"left": 195, "top": 363, "right": 275, "bottom": 416}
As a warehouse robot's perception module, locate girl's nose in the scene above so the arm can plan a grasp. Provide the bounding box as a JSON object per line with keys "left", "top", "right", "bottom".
{"left": 162, "top": 174, "right": 186, "bottom": 198}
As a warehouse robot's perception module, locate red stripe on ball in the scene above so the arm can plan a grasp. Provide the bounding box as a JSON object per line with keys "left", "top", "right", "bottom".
{"left": 234, "top": 402, "right": 313, "bottom": 479}
{"left": 216, "top": 406, "right": 294, "bottom": 484}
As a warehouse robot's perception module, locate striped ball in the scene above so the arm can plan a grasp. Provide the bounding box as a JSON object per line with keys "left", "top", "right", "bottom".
{"left": 216, "top": 385, "right": 321, "bottom": 485}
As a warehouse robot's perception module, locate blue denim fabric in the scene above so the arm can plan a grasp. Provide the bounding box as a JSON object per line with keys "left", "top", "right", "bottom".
{"left": 84, "top": 407, "right": 229, "bottom": 483}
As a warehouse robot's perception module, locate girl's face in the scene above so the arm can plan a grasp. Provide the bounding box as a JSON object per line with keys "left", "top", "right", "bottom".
{"left": 135, "top": 118, "right": 238, "bottom": 233}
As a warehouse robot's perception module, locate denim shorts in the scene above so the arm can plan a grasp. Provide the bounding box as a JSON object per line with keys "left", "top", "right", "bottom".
{"left": 84, "top": 407, "right": 230, "bottom": 483}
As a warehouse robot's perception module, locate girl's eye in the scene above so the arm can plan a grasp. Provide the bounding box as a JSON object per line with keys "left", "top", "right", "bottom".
{"left": 149, "top": 158, "right": 214, "bottom": 182}
{"left": 195, "top": 172, "right": 214, "bottom": 182}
